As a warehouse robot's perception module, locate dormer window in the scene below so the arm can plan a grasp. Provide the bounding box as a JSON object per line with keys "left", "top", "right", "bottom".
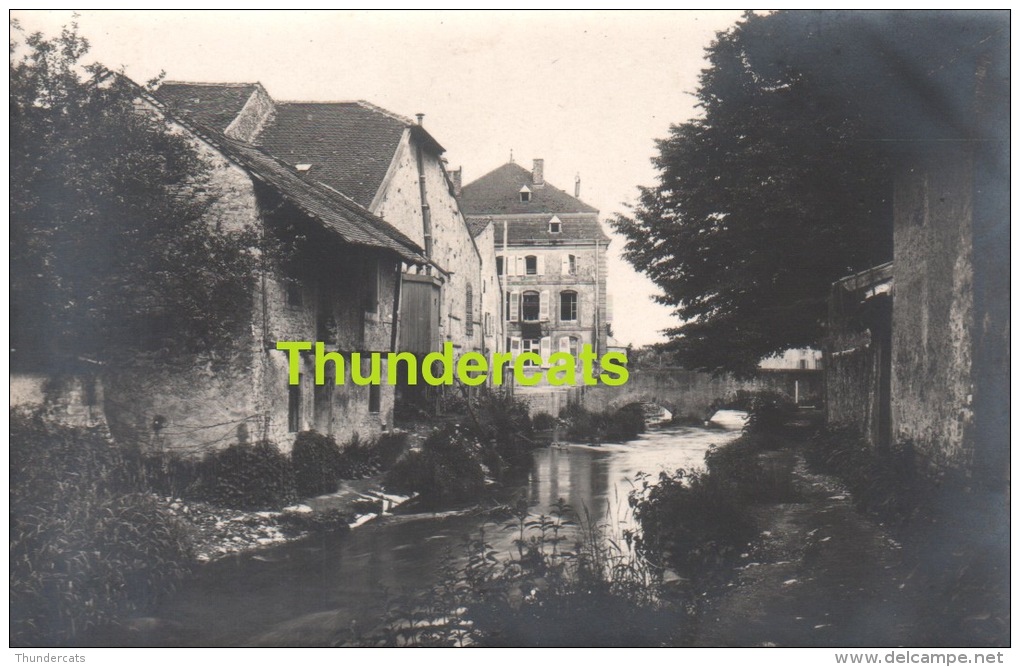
{"left": 549, "top": 216, "right": 561, "bottom": 233}
{"left": 519, "top": 185, "right": 532, "bottom": 203}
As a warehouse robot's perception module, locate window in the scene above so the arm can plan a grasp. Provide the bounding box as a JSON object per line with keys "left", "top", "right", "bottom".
{"left": 368, "top": 384, "right": 381, "bottom": 414}
{"left": 519, "top": 185, "right": 532, "bottom": 203}
{"left": 522, "top": 338, "right": 541, "bottom": 366}
{"left": 285, "top": 283, "right": 303, "bottom": 307}
{"left": 465, "top": 284, "right": 474, "bottom": 336}
{"left": 522, "top": 291, "right": 540, "bottom": 321}
{"left": 562, "top": 254, "right": 576, "bottom": 275}
{"left": 288, "top": 382, "right": 301, "bottom": 433}
{"left": 496, "top": 255, "right": 504, "bottom": 276}
{"left": 549, "top": 216, "right": 561, "bottom": 233}
{"left": 799, "top": 359, "right": 808, "bottom": 370}
{"left": 525, "top": 256, "right": 537, "bottom": 275}
{"left": 560, "top": 291, "right": 578, "bottom": 321}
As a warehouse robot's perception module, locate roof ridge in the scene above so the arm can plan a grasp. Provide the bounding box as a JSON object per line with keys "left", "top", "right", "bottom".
{"left": 354, "top": 100, "right": 415, "bottom": 126}
{"left": 276, "top": 100, "right": 361, "bottom": 106}
{"left": 161, "top": 81, "right": 259, "bottom": 88}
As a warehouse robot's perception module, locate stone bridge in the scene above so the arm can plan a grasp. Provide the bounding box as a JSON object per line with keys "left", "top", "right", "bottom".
{"left": 577, "top": 368, "right": 775, "bottom": 421}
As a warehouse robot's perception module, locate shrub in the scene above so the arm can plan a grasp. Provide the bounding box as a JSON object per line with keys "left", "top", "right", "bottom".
{"left": 470, "top": 389, "right": 535, "bottom": 467}
{"left": 292, "top": 430, "right": 343, "bottom": 497}
{"left": 200, "top": 440, "right": 296, "bottom": 510}
{"left": 361, "top": 500, "right": 685, "bottom": 647}
{"left": 742, "top": 390, "right": 797, "bottom": 447}
{"left": 140, "top": 451, "right": 204, "bottom": 499}
{"left": 384, "top": 423, "right": 486, "bottom": 504}
{"left": 629, "top": 467, "right": 757, "bottom": 587}
{"left": 705, "top": 435, "right": 800, "bottom": 504}
{"left": 374, "top": 431, "right": 410, "bottom": 469}
{"left": 10, "top": 411, "right": 192, "bottom": 646}
{"left": 532, "top": 412, "right": 557, "bottom": 431}
{"left": 334, "top": 433, "right": 383, "bottom": 480}
{"left": 559, "top": 403, "right": 645, "bottom": 444}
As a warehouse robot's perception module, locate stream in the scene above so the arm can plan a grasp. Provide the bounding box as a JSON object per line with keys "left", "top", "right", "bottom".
{"left": 102, "top": 411, "right": 746, "bottom": 647}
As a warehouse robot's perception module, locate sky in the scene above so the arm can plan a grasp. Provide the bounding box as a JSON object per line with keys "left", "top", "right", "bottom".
{"left": 11, "top": 9, "right": 746, "bottom": 347}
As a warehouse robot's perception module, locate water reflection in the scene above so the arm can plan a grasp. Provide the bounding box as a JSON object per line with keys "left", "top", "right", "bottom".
{"left": 106, "top": 413, "right": 744, "bottom": 647}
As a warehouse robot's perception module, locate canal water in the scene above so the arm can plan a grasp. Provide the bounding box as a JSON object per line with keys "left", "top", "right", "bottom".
{"left": 111, "top": 412, "right": 746, "bottom": 647}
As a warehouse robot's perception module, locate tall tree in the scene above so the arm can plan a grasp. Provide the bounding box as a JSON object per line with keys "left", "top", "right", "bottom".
{"left": 10, "top": 19, "right": 260, "bottom": 370}
{"left": 611, "top": 10, "right": 1005, "bottom": 375}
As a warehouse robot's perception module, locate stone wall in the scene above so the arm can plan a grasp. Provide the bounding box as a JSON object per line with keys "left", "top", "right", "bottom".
{"left": 473, "top": 221, "right": 505, "bottom": 357}
{"left": 371, "top": 130, "right": 487, "bottom": 354}
{"left": 579, "top": 368, "right": 776, "bottom": 420}
{"left": 891, "top": 146, "right": 976, "bottom": 471}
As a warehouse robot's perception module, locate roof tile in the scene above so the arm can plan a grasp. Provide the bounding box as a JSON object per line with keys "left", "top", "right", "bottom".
{"left": 156, "top": 82, "right": 259, "bottom": 132}
{"left": 459, "top": 162, "right": 599, "bottom": 216}
{"left": 257, "top": 101, "right": 408, "bottom": 207}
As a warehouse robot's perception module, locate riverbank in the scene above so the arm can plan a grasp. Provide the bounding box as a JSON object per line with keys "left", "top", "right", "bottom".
{"left": 161, "top": 477, "right": 413, "bottom": 563}
{"left": 691, "top": 416, "right": 1009, "bottom": 647}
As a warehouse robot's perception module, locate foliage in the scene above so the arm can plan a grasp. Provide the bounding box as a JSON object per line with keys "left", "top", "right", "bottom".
{"left": 532, "top": 412, "right": 557, "bottom": 431}
{"left": 559, "top": 402, "right": 645, "bottom": 444}
{"left": 705, "top": 435, "right": 800, "bottom": 504}
{"left": 466, "top": 389, "right": 536, "bottom": 478}
{"left": 291, "top": 430, "right": 343, "bottom": 497}
{"left": 10, "top": 411, "right": 193, "bottom": 646}
{"left": 199, "top": 441, "right": 296, "bottom": 510}
{"left": 609, "top": 11, "right": 1007, "bottom": 374}
{"left": 10, "top": 19, "right": 261, "bottom": 368}
{"left": 629, "top": 467, "right": 758, "bottom": 588}
{"left": 742, "top": 390, "right": 797, "bottom": 447}
{"left": 361, "top": 499, "right": 685, "bottom": 647}
{"left": 140, "top": 450, "right": 204, "bottom": 500}
{"left": 384, "top": 424, "right": 487, "bottom": 504}
{"left": 805, "top": 423, "right": 1009, "bottom": 645}
{"left": 374, "top": 431, "right": 411, "bottom": 469}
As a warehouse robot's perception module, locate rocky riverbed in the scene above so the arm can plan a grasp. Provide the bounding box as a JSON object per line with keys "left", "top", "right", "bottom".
{"left": 160, "top": 478, "right": 412, "bottom": 563}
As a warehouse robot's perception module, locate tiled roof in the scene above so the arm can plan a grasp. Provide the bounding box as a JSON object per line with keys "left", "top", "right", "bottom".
{"left": 256, "top": 101, "right": 409, "bottom": 207}
{"left": 466, "top": 218, "right": 491, "bottom": 238}
{"left": 219, "top": 138, "right": 428, "bottom": 265}
{"left": 459, "top": 162, "right": 599, "bottom": 216}
{"left": 488, "top": 214, "right": 610, "bottom": 245}
{"left": 156, "top": 82, "right": 259, "bottom": 132}
{"left": 135, "top": 77, "right": 430, "bottom": 265}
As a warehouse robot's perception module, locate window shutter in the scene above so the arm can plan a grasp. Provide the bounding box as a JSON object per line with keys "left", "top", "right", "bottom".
{"left": 510, "top": 337, "right": 522, "bottom": 357}
{"left": 510, "top": 291, "right": 520, "bottom": 322}
{"left": 559, "top": 336, "right": 570, "bottom": 354}
{"left": 539, "top": 290, "right": 549, "bottom": 321}
{"left": 536, "top": 254, "right": 545, "bottom": 275}
{"left": 540, "top": 337, "right": 551, "bottom": 366}
{"left": 561, "top": 254, "right": 570, "bottom": 275}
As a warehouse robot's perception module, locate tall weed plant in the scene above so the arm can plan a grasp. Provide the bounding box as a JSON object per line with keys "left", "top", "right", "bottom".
{"left": 10, "top": 410, "right": 193, "bottom": 646}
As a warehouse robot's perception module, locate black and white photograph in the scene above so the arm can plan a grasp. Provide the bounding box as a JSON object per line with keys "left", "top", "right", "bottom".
{"left": 9, "top": 9, "right": 1010, "bottom": 657}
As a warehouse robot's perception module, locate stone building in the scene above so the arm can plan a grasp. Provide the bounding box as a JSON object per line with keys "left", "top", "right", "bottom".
{"left": 823, "top": 17, "right": 1007, "bottom": 487}
{"left": 12, "top": 80, "right": 435, "bottom": 453}
{"left": 156, "top": 84, "right": 502, "bottom": 363}
{"left": 459, "top": 159, "right": 611, "bottom": 376}
{"left": 757, "top": 348, "right": 825, "bottom": 406}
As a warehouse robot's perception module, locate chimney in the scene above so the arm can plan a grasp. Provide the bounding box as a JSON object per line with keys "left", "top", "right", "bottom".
{"left": 574, "top": 173, "right": 581, "bottom": 198}
{"left": 532, "top": 159, "right": 544, "bottom": 187}
{"left": 415, "top": 113, "right": 424, "bottom": 126}
{"left": 450, "top": 167, "right": 462, "bottom": 197}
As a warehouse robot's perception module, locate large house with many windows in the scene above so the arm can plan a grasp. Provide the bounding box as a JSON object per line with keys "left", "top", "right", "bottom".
{"left": 460, "top": 159, "right": 610, "bottom": 395}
